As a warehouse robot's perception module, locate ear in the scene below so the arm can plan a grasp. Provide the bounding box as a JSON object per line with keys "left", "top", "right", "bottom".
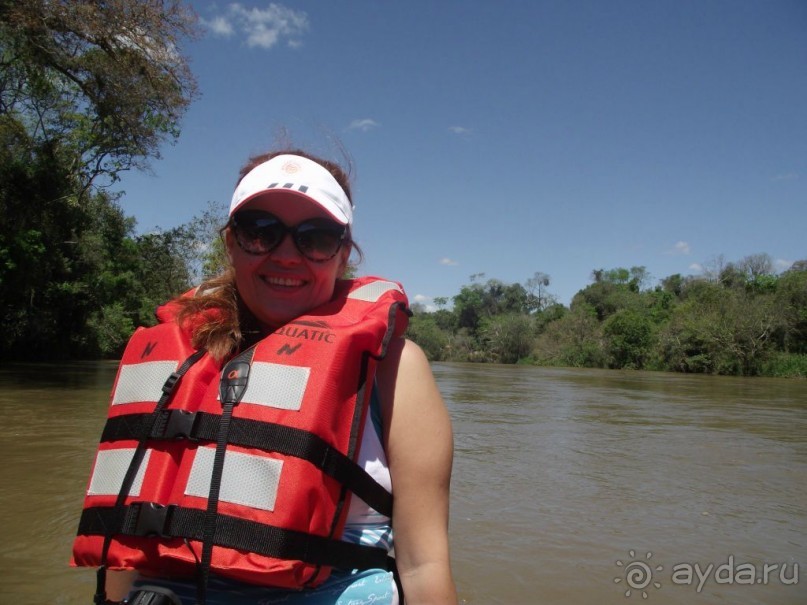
{"left": 223, "top": 227, "right": 237, "bottom": 265}
{"left": 337, "top": 246, "right": 351, "bottom": 278}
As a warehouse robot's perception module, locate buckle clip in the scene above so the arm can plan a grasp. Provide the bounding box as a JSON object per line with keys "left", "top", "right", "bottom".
{"left": 132, "top": 502, "right": 175, "bottom": 538}
{"left": 161, "top": 409, "right": 199, "bottom": 440}
{"left": 161, "top": 372, "right": 181, "bottom": 396}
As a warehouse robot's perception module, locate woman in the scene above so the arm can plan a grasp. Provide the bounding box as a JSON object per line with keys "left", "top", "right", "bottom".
{"left": 73, "top": 150, "right": 457, "bottom": 604}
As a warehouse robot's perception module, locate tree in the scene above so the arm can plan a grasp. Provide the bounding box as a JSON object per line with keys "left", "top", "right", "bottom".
{"left": 526, "top": 271, "right": 552, "bottom": 311}
{"left": 627, "top": 266, "right": 651, "bottom": 292}
{"left": 406, "top": 314, "right": 449, "bottom": 361}
{"left": 700, "top": 254, "right": 730, "bottom": 283}
{"left": 0, "top": 1, "right": 201, "bottom": 360}
{"left": 603, "top": 309, "right": 655, "bottom": 369}
{"left": 661, "top": 273, "right": 686, "bottom": 298}
{"left": 737, "top": 253, "right": 774, "bottom": 280}
{"left": 480, "top": 313, "right": 534, "bottom": 364}
{"left": 572, "top": 281, "right": 632, "bottom": 321}
{"left": 658, "top": 282, "right": 782, "bottom": 375}
{"left": 534, "top": 303, "right": 605, "bottom": 368}
{"left": 1, "top": 0, "right": 199, "bottom": 189}
{"left": 592, "top": 266, "right": 649, "bottom": 291}
{"left": 452, "top": 283, "right": 485, "bottom": 331}
{"left": 789, "top": 260, "right": 807, "bottom": 273}
{"left": 774, "top": 263, "right": 807, "bottom": 354}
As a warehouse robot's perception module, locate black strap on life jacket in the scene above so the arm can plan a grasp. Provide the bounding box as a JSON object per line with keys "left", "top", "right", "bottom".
{"left": 196, "top": 349, "right": 254, "bottom": 605}
{"left": 99, "top": 411, "right": 393, "bottom": 518}
{"left": 78, "top": 503, "right": 394, "bottom": 572}
{"left": 93, "top": 349, "right": 206, "bottom": 605}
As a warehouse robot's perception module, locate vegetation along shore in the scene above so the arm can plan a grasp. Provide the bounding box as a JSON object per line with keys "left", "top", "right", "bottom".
{"left": 407, "top": 260, "right": 807, "bottom": 378}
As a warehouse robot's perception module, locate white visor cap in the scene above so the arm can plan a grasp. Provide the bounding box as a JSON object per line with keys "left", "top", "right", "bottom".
{"left": 229, "top": 154, "right": 353, "bottom": 226}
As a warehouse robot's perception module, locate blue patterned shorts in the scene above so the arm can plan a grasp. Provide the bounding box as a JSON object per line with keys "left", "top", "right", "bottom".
{"left": 131, "top": 569, "right": 398, "bottom": 605}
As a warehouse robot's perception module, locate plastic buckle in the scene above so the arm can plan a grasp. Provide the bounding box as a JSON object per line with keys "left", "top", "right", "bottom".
{"left": 161, "top": 372, "right": 181, "bottom": 396}
{"left": 132, "top": 502, "right": 174, "bottom": 538}
{"left": 162, "top": 409, "right": 199, "bottom": 440}
{"left": 126, "top": 585, "right": 182, "bottom": 605}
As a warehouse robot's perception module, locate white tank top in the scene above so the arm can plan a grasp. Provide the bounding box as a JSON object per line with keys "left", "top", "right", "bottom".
{"left": 343, "top": 388, "right": 393, "bottom": 548}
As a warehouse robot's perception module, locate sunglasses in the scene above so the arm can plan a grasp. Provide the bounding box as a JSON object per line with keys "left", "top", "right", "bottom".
{"left": 230, "top": 210, "right": 347, "bottom": 262}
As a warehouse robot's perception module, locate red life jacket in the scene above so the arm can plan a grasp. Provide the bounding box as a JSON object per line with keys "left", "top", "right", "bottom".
{"left": 72, "top": 277, "right": 409, "bottom": 589}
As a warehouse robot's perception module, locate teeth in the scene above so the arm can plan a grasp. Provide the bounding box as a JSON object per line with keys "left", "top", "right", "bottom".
{"left": 264, "top": 276, "right": 304, "bottom": 287}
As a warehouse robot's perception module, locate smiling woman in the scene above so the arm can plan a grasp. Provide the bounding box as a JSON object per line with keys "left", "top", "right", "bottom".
{"left": 71, "top": 149, "right": 457, "bottom": 605}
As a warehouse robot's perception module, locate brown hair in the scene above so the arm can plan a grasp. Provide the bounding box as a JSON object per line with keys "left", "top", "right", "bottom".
{"left": 173, "top": 149, "right": 358, "bottom": 362}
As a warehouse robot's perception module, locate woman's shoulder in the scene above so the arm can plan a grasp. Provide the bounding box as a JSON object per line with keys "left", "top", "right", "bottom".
{"left": 380, "top": 337, "right": 431, "bottom": 376}
{"left": 375, "top": 337, "right": 442, "bottom": 417}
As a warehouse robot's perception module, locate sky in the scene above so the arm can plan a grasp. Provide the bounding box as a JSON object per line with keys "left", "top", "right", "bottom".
{"left": 116, "top": 0, "right": 807, "bottom": 308}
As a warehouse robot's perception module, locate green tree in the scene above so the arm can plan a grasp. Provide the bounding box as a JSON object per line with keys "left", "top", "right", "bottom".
{"left": 658, "top": 281, "right": 782, "bottom": 375}
{"left": 1, "top": 0, "right": 199, "bottom": 189}
{"left": 774, "top": 262, "right": 807, "bottom": 354}
{"left": 534, "top": 303, "right": 605, "bottom": 367}
{"left": 406, "top": 314, "right": 449, "bottom": 361}
{"left": 479, "top": 313, "right": 534, "bottom": 364}
{"left": 661, "top": 273, "right": 686, "bottom": 298}
{"left": 0, "top": 0, "right": 200, "bottom": 360}
{"left": 603, "top": 308, "right": 655, "bottom": 369}
{"left": 452, "top": 283, "right": 485, "bottom": 331}
{"left": 572, "top": 268, "right": 644, "bottom": 321}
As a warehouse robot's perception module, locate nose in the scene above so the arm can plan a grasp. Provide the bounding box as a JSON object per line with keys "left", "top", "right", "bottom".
{"left": 267, "top": 232, "right": 303, "bottom": 265}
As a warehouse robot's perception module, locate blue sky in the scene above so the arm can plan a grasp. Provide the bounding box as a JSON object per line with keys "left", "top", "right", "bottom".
{"left": 116, "top": 0, "right": 807, "bottom": 308}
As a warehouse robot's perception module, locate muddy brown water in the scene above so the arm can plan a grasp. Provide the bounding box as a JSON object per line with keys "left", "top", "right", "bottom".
{"left": 0, "top": 361, "right": 804, "bottom": 604}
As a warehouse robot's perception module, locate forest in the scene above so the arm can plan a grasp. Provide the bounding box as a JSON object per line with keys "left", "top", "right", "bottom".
{"left": 405, "top": 261, "right": 807, "bottom": 378}
{"left": 2, "top": 2, "right": 805, "bottom": 377}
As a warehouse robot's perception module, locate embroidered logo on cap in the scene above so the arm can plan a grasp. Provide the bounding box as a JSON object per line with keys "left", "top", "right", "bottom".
{"left": 281, "top": 161, "right": 300, "bottom": 174}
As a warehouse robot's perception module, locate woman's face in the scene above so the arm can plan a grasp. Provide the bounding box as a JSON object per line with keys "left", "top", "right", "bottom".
{"left": 225, "top": 193, "right": 350, "bottom": 332}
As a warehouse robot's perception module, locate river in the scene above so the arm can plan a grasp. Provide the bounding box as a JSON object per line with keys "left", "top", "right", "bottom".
{"left": 0, "top": 361, "right": 804, "bottom": 604}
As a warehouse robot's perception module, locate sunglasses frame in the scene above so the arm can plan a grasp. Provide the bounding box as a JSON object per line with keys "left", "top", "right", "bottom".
{"left": 230, "top": 210, "right": 348, "bottom": 262}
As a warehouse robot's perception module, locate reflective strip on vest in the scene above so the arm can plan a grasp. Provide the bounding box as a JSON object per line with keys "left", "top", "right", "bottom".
{"left": 87, "top": 449, "right": 151, "bottom": 497}
{"left": 240, "top": 362, "right": 310, "bottom": 410}
{"left": 186, "top": 447, "right": 283, "bottom": 511}
{"left": 347, "top": 280, "right": 402, "bottom": 303}
{"left": 112, "top": 360, "right": 178, "bottom": 405}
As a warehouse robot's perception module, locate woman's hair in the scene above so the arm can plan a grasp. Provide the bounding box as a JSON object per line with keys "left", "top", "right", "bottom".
{"left": 173, "top": 148, "right": 358, "bottom": 361}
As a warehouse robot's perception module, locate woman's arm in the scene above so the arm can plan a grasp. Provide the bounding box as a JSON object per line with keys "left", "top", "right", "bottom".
{"left": 105, "top": 569, "right": 138, "bottom": 601}
{"left": 377, "top": 338, "right": 457, "bottom": 604}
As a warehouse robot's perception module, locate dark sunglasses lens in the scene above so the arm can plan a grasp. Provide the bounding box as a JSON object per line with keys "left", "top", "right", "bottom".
{"left": 232, "top": 212, "right": 284, "bottom": 254}
{"left": 294, "top": 221, "right": 345, "bottom": 261}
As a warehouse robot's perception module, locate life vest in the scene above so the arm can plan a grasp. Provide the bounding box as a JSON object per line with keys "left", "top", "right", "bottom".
{"left": 72, "top": 276, "right": 409, "bottom": 590}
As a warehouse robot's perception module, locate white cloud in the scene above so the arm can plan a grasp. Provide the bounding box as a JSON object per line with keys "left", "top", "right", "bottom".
{"left": 204, "top": 15, "right": 234, "bottom": 37}
{"left": 413, "top": 294, "right": 437, "bottom": 313}
{"left": 668, "top": 240, "right": 691, "bottom": 255}
{"left": 771, "top": 172, "right": 799, "bottom": 182}
{"left": 348, "top": 118, "right": 379, "bottom": 132}
{"left": 775, "top": 258, "right": 794, "bottom": 272}
{"left": 202, "top": 3, "right": 309, "bottom": 49}
{"left": 439, "top": 257, "right": 459, "bottom": 266}
{"left": 449, "top": 126, "right": 471, "bottom": 135}
{"left": 689, "top": 262, "right": 703, "bottom": 273}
